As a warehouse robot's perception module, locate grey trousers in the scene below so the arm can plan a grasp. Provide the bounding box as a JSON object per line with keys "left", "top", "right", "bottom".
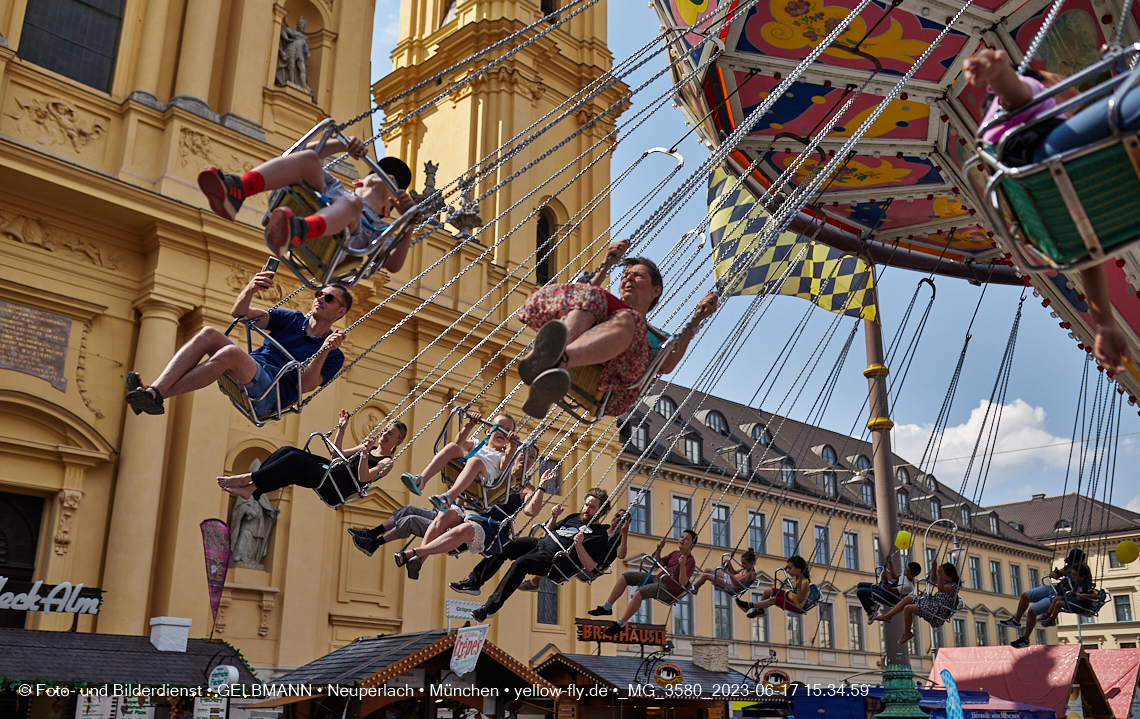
{"left": 369, "top": 505, "right": 435, "bottom": 539}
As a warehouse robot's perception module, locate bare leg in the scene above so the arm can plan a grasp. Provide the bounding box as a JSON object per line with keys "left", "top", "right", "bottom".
{"left": 875, "top": 595, "right": 915, "bottom": 622}
{"left": 606, "top": 574, "right": 630, "bottom": 605}
{"left": 150, "top": 327, "right": 261, "bottom": 398}
{"left": 620, "top": 592, "right": 645, "bottom": 623}
{"left": 218, "top": 473, "right": 253, "bottom": 489}
{"left": 315, "top": 194, "right": 364, "bottom": 236}
{"left": 417, "top": 443, "right": 467, "bottom": 484}
{"left": 898, "top": 605, "right": 919, "bottom": 644}
{"left": 562, "top": 308, "right": 599, "bottom": 344}
{"left": 414, "top": 522, "right": 476, "bottom": 562}
{"left": 443, "top": 460, "right": 486, "bottom": 505}
{"left": 1012, "top": 592, "right": 1031, "bottom": 621}
{"left": 565, "top": 311, "right": 637, "bottom": 368}
{"left": 1022, "top": 610, "right": 1038, "bottom": 640}
{"left": 422, "top": 509, "right": 463, "bottom": 545}
{"left": 220, "top": 482, "right": 255, "bottom": 500}
{"left": 250, "top": 149, "right": 328, "bottom": 192}
{"left": 692, "top": 569, "right": 713, "bottom": 591}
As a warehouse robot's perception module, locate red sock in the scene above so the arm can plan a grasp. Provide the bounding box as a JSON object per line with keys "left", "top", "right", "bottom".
{"left": 304, "top": 215, "right": 327, "bottom": 237}
{"left": 239, "top": 170, "right": 265, "bottom": 197}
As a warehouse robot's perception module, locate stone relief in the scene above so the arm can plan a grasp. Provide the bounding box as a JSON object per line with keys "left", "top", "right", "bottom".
{"left": 354, "top": 405, "right": 390, "bottom": 444}
{"left": 0, "top": 211, "right": 122, "bottom": 270}
{"left": 76, "top": 320, "right": 105, "bottom": 420}
{"left": 225, "top": 265, "right": 308, "bottom": 313}
{"left": 53, "top": 489, "right": 83, "bottom": 555}
{"left": 7, "top": 97, "right": 106, "bottom": 153}
{"left": 179, "top": 127, "right": 242, "bottom": 171}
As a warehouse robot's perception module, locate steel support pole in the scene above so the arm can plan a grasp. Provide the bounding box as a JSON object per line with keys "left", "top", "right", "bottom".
{"left": 864, "top": 297, "right": 910, "bottom": 665}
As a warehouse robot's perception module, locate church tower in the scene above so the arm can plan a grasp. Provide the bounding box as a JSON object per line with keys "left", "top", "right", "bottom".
{"left": 372, "top": 0, "right": 628, "bottom": 280}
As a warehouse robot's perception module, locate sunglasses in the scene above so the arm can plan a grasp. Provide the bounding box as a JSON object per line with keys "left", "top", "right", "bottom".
{"left": 314, "top": 290, "right": 343, "bottom": 307}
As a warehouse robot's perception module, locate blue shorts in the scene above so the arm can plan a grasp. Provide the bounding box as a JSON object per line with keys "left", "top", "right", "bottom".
{"left": 243, "top": 362, "right": 280, "bottom": 416}
{"left": 1025, "top": 584, "right": 1056, "bottom": 616}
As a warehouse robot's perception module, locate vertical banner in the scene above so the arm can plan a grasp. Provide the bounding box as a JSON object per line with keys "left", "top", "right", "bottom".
{"left": 941, "top": 669, "right": 963, "bottom": 719}
{"left": 200, "top": 520, "right": 231, "bottom": 623}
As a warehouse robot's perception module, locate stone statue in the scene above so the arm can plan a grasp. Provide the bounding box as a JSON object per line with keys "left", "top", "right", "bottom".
{"left": 275, "top": 17, "right": 312, "bottom": 93}
{"left": 229, "top": 494, "right": 278, "bottom": 567}
{"left": 409, "top": 161, "right": 445, "bottom": 227}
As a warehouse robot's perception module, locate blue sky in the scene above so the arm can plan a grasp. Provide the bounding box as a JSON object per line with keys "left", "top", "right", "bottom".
{"left": 368, "top": 1, "right": 1140, "bottom": 511}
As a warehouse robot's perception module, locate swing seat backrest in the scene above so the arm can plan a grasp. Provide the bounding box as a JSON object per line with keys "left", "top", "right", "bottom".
{"left": 978, "top": 48, "right": 1140, "bottom": 271}
{"left": 788, "top": 584, "right": 822, "bottom": 614}
{"left": 1064, "top": 588, "right": 1109, "bottom": 617}
{"left": 216, "top": 318, "right": 305, "bottom": 427}
{"left": 555, "top": 324, "right": 672, "bottom": 424}
{"left": 300, "top": 432, "right": 371, "bottom": 509}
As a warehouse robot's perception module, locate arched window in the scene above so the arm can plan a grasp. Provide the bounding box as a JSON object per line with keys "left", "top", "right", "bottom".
{"left": 780, "top": 459, "right": 796, "bottom": 486}
{"left": 821, "top": 445, "right": 837, "bottom": 465}
{"left": 896, "top": 466, "right": 910, "bottom": 485}
{"left": 706, "top": 411, "right": 729, "bottom": 436}
{"left": 823, "top": 472, "right": 838, "bottom": 498}
{"left": 655, "top": 396, "right": 676, "bottom": 418}
{"left": 752, "top": 424, "right": 772, "bottom": 447}
{"left": 855, "top": 455, "right": 872, "bottom": 472}
{"left": 536, "top": 210, "right": 556, "bottom": 285}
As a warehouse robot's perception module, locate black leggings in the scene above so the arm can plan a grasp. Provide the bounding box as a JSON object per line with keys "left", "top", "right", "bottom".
{"left": 252, "top": 447, "right": 345, "bottom": 499}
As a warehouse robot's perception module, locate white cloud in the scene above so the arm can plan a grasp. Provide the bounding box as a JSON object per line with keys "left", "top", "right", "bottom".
{"left": 891, "top": 398, "right": 1079, "bottom": 488}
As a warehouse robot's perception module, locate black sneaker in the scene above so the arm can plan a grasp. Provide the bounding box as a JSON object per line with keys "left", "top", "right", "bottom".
{"left": 747, "top": 608, "right": 764, "bottom": 619}
{"left": 449, "top": 579, "right": 481, "bottom": 596}
{"left": 265, "top": 207, "right": 308, "bottom": 256}
{"left": 351, "top": 533, "right": 377, "bottom": 557}
{"left": 999, "top": 618, "right": 1021, "bottom": 628}
{"left": 603, "top": 622, "right": 623, "bottom": 637}
{"left": 470, "top": 605, "right": 494, "bottom": 622}
{"left": 587, "top": 605, "right": 612, "bottom": 616}
{"left": 348, "top": 528, "right": 372, "bottom": 540}
{"left": 1011, "top": 637, "right": 1030, "bottom": 649}
{"left": 735, "top": 597, "right": 752, "bottom": 612}
{"left": 197, "top": 167, "right": 245, "bottom": 221}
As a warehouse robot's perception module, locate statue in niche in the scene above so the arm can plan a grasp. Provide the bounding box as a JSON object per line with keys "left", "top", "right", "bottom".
{"left": 276, "top": 16, "right": 312, "bottom": 94}
{"left": 229, "top": 494, "right": 278, "bottom": 567}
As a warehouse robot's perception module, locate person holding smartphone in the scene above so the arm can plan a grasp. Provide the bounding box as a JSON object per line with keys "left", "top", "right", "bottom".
{"left": 124, "top": 261, "right": 350, "bottom": 417}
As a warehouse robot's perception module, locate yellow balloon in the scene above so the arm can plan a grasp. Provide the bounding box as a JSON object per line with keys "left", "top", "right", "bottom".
{"left": 895, "top": 531, "right": 913, "bottom": 551}
{"left": 1116, "top": 540, "right": 1139, "bottom": 565}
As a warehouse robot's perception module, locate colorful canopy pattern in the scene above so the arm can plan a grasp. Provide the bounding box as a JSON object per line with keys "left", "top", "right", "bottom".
{"left": 656, "top": 0, "right": 1140, "bottom": 402}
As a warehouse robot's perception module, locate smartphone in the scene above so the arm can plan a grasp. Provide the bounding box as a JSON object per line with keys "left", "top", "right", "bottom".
{"left": 263, "top": 257, "right": 280, "bottom": 273}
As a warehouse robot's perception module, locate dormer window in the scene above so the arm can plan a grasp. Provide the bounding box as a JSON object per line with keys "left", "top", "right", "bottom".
{"left": 684, "top": 435, "right": 702, "bottom": 464}
{"left": 632, "top": 424, "right": 649, "bottom": 451}
{"left": 897, "top": 491, "right": 908, "bottom": 513}
{"left": 989, "top": 515, "right": 1000, "bottom": 534}
{"left": 862, "top": 484, "right": 874, "bottom": 506}
{"left": 896, "top": 467, "right": 910, "bottom": 485}
{"left": 930, "top": 498, "right": 942, "bottom": 520}
{"left": 855, "top": 455, "right": 872, "bottom": 472}
{"left": 655, "top": 396, "right": 677, "bottom": 419}
{"left": 752, "top": 424, "right": 772, "bottom": 447}
{"left": 706, "top": 411, "right": 729, "bottom": 436}
{"left": 735, "top": 449, "right": 751, "bottom": 475}
{"left": 1055, "top": 519, "right": 1072, "bottom": 532}
{"left": 961, "top": 508, "right": 971, "bottom": 526}
{"left": 823, "top": 472, "right": 838, "bottom": 498}
{"left": 822, "top": 445, "right": 838, "bottom": 465}
{"left": 780, "top": 459, "right": 796, "bottom": 486}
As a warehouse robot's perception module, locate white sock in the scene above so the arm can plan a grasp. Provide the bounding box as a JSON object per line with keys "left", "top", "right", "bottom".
{"left": 616, "top": 619, "right": 626, "bottom": 627}
{"left": 603, "top": 601, "right": 613, "bottom": 610}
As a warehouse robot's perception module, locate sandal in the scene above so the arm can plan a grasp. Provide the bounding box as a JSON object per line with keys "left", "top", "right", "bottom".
{"left": 394, "top": 549, "right": 422, "bottom": 580}
{"left": 402, "top": 473, "right": 423, "bottom": 496}
{"left": 519, "top": 321, "right": 569, "bottom": 385}
{"left": 522, "top": 368, "right": 570, "bottom": 418}
{"left": 126, "top": 381, "right": 165, "bottom": 416}
{"left": 125, "top": 372, "right": 144, "bottom": 415}
{"left": 429, "top": 494, "right": 452, "bottom": 513}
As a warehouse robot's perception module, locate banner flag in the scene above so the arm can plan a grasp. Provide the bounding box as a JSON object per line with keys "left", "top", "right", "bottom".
{"left": 200, "top": 519, "right": 231, "bottom": 623}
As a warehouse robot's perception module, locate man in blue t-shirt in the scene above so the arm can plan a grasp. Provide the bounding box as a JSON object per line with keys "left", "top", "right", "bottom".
{"left": 125, "top": 270, "right": 348, "bottom": 418}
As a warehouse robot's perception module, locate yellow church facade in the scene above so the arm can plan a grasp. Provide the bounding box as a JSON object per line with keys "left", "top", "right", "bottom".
{"left": 0, "top": 0, "right": 1061, "bottom": 685}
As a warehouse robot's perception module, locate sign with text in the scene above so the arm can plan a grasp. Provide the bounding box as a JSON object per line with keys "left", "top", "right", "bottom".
{"left": 446, "top": 598, "right": 482, "bottom": 619}
{"left": 0, "top": 576, "right": 103, "bottom": 615}
{"left": 451, "top": 624, "right": 489, "bottom": 676}
{"left": 575, "top": 619, "right": 667, "bottom": 645}
{"left": 0, "top": 300, "right": 70, "bottom": 390}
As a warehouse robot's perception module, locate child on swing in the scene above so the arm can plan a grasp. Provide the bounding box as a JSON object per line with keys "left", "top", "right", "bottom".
{"left": 197, "top": 136, "right": 416, "bottom": 269}
{"left": 401, "top": 410, "right": 521, "bottom": 513}
{"left": 963, "top": 47, "right": 1132, "bottom": 375}
{"left": 692, "top": 549, "right": 757, "bottom": 594}
{"left": 872, "top": 561, "right": 961, "bottom": 644}
{"left": 1042, "top": 563, "right": 1098, "bottom": 625}
{"left": 735, "top": 555, "right": 810, "bottom": 618}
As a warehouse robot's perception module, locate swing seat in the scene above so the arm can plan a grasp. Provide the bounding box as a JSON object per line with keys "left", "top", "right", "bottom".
{"left": 432, "top": 405, "right": 536, "bottom": 511}
{"left": 784, "top": 584, "right": 822, "bottom": 615}
{"left": 531, "top": 524, "right": 615, "bottom": 585}
{"left": 554, "top": 325, "right": 671, "bottom": 424}
{"left": 216, "top": 317, "right": 305, "bottom": 427}
{"left": 1061, "top": 588, "right": 1110, "bottom": 618}
{"left": 302, "top": 431, "right": 373, "bottom": 509}
{"left": 978, "top": 45, "right": 1140, "bottom": 271}
{"left": 264, "top": 118, "right": 423, "bottom": 290}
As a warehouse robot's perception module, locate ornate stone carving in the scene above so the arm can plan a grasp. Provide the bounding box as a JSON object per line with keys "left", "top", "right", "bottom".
{"left": 409, "top": 161, "right": 445, "bottom": 227}
{"left": 275, "top": 17, "right": 312, "bottom": 94}
{"left": 354, "top": 405, "right": 390, "bottom": 444}
{"left": 53, "top": 489, "right": 83, "bottom": 555}
{"left": 229, "top": 494, "right": 279, "bottom": 567}
{"left": 77, "top": 321, "right": 104, "bottom": 420}
{"left": 215, "top": 594, "right": 231, "bottom": 634}
{"left": 225, "top": 266, "right": 308, "bottom": 313}
{"left": 178, "top": 127, "right": 242, "bottom": 170}
{"left": 259, "top": 594, "right": 275, "bottom": 637}
{"left": 446, "top": 175, "right": 484, "bottom": 240}
{"left": 7, "top": 97, "right": 105, "bottom": 153}
{"left": 0, "top": 211, "right": 122, "bottom": 270}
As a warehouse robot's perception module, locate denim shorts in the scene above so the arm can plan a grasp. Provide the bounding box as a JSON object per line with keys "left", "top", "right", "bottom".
{"left": 1025, "top": 583, "right": 1056, "bottom": 616}
{"left": 243, "top": 362, "right": 280, "bottom": 416}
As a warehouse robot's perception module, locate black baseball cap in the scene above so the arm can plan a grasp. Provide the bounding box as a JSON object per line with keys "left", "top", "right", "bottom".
{"left": 378, "top": 157, "right": 412, "bottom": 190}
